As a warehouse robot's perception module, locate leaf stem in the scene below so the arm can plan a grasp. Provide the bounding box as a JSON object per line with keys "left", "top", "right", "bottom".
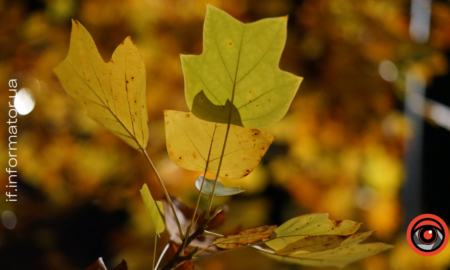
{"left": 206, "top": 85, "right": 237, "bottom": 217}
{"left": 206, "top": 27, "right": 244, "bottom": 217}
{"left": 203, "top": 230, "right": 225, "bottom": 238}
{"left": 160, "top": 219, "right": 209, "bottom": 270}
{"left": 141, "top": 148, "right": 184, "bottom": 238}
{"left": 205, "top": 122, "right": 230, "bottom": 217}
{"left": 155, "top": 242, "right": 170, "bottom": 270}
{"left": 192, "top": 232, "right": 321, "bottom": 259}
{"left": 185, "top": 124, "right": 218, "bottom": 242}
{"left": 192, "top": 240, "right": 267, "bottom": 259}
{"left": 153, "top": 232, "right": 158, "bottom": 270}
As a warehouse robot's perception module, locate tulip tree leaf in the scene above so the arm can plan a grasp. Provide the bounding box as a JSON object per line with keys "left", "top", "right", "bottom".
{"left": 140, "top": 184, "right": 165, "bottom": 234}
{"left": 265, "top": 213, "right": 362, "bottom": 251}
{"left": 182, "top": 5, "right": 303, "bottom": 128}
{"left": 214, "top": 225, "right": 277, "bottom": 249}
{"left": 54, "top": 20, "right": 149, "bottom": 150}
{"left": 195, "top": 175, "right": 244, "bottom": 197}
{"left": 164, "top": 110, "right": 274, "bottom": 179}
{"left": 191, "top": 91, "right": 243, "bottom": 126}
{"left": 261, "top": 221, "right": 392, "bottom": 268}
{"left": 264, "top": 241, "right": 392, "bottom": 268}
{"left": 276, "top": 231, "right": 374, "bottom": 255}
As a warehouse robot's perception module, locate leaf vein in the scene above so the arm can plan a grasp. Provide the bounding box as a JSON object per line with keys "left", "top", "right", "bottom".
{"left": 235, "top": 22, "right": 284, "bottom": 88}
{"left": 173, "top": 122, "right": 207, "bottom": 162}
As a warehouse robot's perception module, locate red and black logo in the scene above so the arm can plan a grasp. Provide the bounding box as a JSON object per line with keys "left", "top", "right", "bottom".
{"left": 407, "top": 214, "right": 448, "bottom": 256}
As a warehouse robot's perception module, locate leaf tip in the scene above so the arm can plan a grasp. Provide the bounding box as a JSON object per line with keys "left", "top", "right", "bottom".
{"left": 206, "top": 4, "right": 217, "bottom": 11}
{"left": 140, "top": 183, "right": 149, "bottom": 192}
{"left": 270, "top": 134, "right": 276, "bottom": 142}
{"left": 126, "top": 36, "right": 135, "bottom": 44}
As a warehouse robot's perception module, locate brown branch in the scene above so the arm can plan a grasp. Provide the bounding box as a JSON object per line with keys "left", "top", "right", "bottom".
{"left": 160, "top": 219, "right": 209, "bottom": 270}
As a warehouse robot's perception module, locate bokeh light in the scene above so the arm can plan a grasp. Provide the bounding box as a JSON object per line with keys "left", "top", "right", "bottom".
{"left": 379, "top": 60, "right": 399, "bottom": 82}
{"left": 14, "top": 88, "right": 35, "bottom": 115}
{"left": 1, "top": 211, "right": 17, "bottom": 230}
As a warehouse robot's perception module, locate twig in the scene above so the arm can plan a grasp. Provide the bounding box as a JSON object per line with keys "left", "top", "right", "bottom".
{"left": 192, "top": 240, "right": 267, "bottom": 260}
{"left": 203, "top": 230, "right": 224, "bottom": 238}
{"left": 160, "top": 219, "right": 209, "bottom": 270}
{"left": 184, "top": 124, "right": 218, "bottom": 245}
{"left": 155, "top": 242, "right": 170, "bottom": 270}
{"left": 206, "top": 29, "right": 244, "bottom": 217}
{"left": 153, "top": 232, "right": 158, "bottom": 270}
{"left": 141, "top": 148, "right": 184, "bottom": 238}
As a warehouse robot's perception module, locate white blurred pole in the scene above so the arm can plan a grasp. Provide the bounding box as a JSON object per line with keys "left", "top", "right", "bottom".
{"left": 403, "top": 72, "right": 426, "bottom": 225}
{"left": 410, "top": 0, "right": 432, "bottom": 43}
{"left": 403, "top": 0, "right": 432, "bottom": 227}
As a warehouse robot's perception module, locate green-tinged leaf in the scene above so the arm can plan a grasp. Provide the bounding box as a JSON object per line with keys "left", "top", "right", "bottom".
{"left": 263, "top": 241, "right": 392, "bottom": 268}
{"left": 140, "top": 184, "right": 165, "bottom": 234}
{"left": 265, "top": 213, "right": 361, "bottom": 251}
{"left": 182, "top": 5, "right": 302, "bottom": 128}
{"left": 214, "top": 225, "right": 277, "bottom": 249}
{"left": 195, "top": 175, "right": 244, "bottom": 197}
{"left": 191, "top": 91, "right": 243, "bottom": 126}
{"left": 164, "top": 110, "right": 274, "bottom": 179}
{"left": 54, "top": 20, "right": 148, "bottom": 150}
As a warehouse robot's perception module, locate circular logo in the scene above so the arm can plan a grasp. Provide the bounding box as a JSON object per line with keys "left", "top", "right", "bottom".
{"left": 407, "top": 214, "right": 448, "bottom": 256}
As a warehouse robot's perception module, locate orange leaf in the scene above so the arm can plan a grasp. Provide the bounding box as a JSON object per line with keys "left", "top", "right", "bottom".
{"left": 214, "top": 225, "right": 277, "bottom": 249}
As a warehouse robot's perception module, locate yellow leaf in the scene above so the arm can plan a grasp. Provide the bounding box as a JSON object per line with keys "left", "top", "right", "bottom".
{"left": 164, "top": 110, "right": 274, "bottom": 179}
{"left": 54, "top": 20, "right": 148, "bottom": 150}
{"left": 214, "top": 225, "right": 277, "bottom": 249}
{"left": 265, "top": 241, "right": 392, "bottom": 268}
{"left": 265, "top": 213, "right": 361, "bottom": 250}
{"left": 262, "top": 218, "right": 391, "bottom": 268}
{"left": 276, "top": 231, "right": 374, "bottom": 255}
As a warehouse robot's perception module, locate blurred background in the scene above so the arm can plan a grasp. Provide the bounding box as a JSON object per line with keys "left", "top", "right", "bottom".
{"left": 1, "top": 0, "right": 450, "bottom": 269}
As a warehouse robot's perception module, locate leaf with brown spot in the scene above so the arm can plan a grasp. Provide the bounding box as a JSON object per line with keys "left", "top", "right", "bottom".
{"left": 54, "top": 20, "right": 148, "bottom": 150}
{"left": 164, "top": 110, "right": 274, "bottom": 179}
{"left": 265, "top": 213, "right": 361, "bottom": 251}
{"left": 214, "top": 225, "right": 277, "bottom": 249}
{"left": 276, "top": 231, "right": 374, "bottom": 255}
{"left": 182, "top": 5, "right": 303, "bottom": 128}
{"left": 263, "top": 231, "right": 392, "bottom": 268}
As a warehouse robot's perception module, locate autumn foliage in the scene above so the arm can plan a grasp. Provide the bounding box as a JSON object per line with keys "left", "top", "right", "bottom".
{"left": 54, "top": 5, "right": 393, "bottom": 270}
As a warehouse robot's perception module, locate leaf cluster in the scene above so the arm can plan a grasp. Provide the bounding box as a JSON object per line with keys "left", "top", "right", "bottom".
{"left": 55, "top": 5, "right": 392, "bottom": 270}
